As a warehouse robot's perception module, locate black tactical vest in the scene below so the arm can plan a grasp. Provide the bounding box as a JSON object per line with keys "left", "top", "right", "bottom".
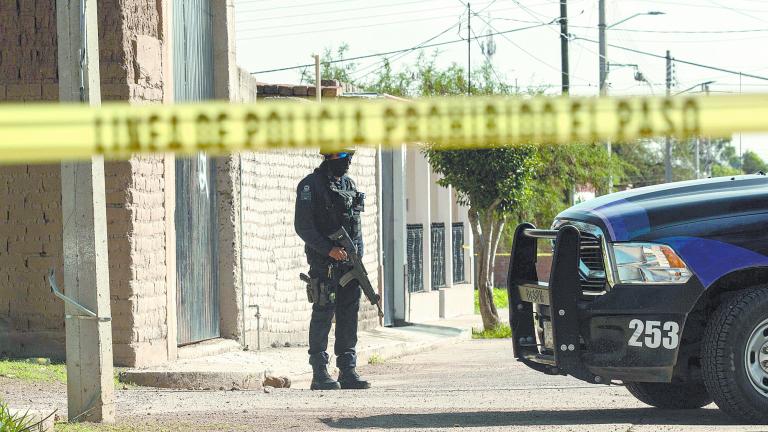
{"left": 306, "top": 170, "right": 364, "bottom": 262}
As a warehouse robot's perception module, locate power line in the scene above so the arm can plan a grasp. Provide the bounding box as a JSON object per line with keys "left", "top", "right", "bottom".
{"left": 236, "top": 5, "right": 528, "bottom": 40}
{"left": 237, "top": 12, "right": 468, "bottom": 41}
{"left": 236, "top": 0, "right": 491, "bottom": 18}
{"left": 249, "top": 23, "right": 548, "bottom": 75}
{"left": 632, "top": 0, "right": 768, "bottom": 14}
{"left": 470, "top": 26, "right": 506, "bottom": 86}
{"left": 455, "top": 0, "right": 583, "bottom": 80}
{"left": 705, "top": 0, "right": 768, "bottom": 23}
{"left": 237, "top": 4, "right": 476, "bottom": 33}
{"left": 575, "top": 37, "right": 768, "bottom": 82}
{"left": 352, "top": 15, "right": 467, "bottom": 82}
{"left": 236, "top": 0, "right": 365, "bottom": 12}
{"left": 490, "top": 16, "right": 768, "bottom": 34}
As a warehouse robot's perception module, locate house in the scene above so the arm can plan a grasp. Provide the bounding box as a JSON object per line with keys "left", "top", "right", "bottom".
{"left": 0, "top": 0, "right": 471, "bottom": 369}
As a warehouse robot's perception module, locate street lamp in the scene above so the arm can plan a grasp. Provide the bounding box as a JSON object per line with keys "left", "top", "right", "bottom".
{"left": 607, "top": 11, "right": 665, "bottom": 29}
{"left": 608, "top": 63, "right": 655, "bottom": 94}
{"left": 674, "top": 80, "right": 715, "bottom": 96}
{"left": 599, "top": 4, "right": 664, "bottom": 193}
{"left": 600, "top": 9, "right": 665, "bottom": 94}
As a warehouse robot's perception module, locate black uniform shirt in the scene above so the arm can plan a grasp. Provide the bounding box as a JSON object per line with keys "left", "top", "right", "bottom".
{"left": 294, "top": 167, "right": 364, "bottom": 263}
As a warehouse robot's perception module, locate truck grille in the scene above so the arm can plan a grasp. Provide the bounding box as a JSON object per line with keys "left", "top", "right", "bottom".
{"left": 579, "top": 232, "right": 606, "bottom": 293}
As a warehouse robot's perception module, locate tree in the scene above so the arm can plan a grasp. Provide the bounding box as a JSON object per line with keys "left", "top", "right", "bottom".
{"left": 426, "top": 147, "right": 538, "bottom": 329}
{"left": 742, "top": 150, "right": 767, "bottom": 174}
{"left": 302, "top": 47, "right": 613, "bottom": 330}
{"left": 519, "top": 143, "right": 614, "bottom": 228}
{"left": 299, "top": 44, "right": 358, "bottom": 85}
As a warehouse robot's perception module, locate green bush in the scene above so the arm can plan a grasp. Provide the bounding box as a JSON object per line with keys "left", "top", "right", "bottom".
{"left": 0, "top": 400, "right": 39, "bottom": 432}
{"left": 472, "top": 324, "right": 512, "bottom": 339}
{"left": 473, "top": 288, "right": 509, "bottom": 314}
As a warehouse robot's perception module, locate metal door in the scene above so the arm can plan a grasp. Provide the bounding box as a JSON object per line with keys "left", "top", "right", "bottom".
{"left": 173, "top": 0, "right": 219, "bottom": 345}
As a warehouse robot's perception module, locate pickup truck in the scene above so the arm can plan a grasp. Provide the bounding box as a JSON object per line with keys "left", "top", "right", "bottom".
{"left": 508, "top": 174, "right": 768, "bottom": 422}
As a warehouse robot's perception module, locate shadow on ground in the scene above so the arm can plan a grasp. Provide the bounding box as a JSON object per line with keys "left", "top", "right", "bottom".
{"left": 321, "top": 408, "right": 745, "bottom": 429}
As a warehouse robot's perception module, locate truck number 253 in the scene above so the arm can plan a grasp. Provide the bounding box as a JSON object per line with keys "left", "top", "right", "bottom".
{"left": 628, "top": 319, "right": 680, "bottom": 349}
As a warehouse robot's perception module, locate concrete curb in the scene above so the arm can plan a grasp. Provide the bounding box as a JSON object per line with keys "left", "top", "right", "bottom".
{"left": 119, "top": 323, "right": 471, "bottom": 390}
{"left": 119, "top": 370, "right": 264, "bottom": 390}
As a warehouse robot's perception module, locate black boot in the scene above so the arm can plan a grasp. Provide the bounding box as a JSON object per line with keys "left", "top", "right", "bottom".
{"left": 310, "top": 364, "right": 340, "bottom": 390}
{"left": 338, "top": 367, "right": 371, "bottom": 390}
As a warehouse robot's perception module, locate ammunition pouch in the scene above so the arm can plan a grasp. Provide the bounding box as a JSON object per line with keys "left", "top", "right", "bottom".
{"left": 354, "top": 192, "right": 365, "bottom": 212}
{"left": 339, "top": 270, "right": 359, "bottom": 289}
{"left": 303, "top": 276, "right": 336, "bottom": 306}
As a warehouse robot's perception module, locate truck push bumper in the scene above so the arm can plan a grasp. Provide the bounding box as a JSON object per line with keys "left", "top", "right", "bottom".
{"left": 508, "top": 223, "right": 605, "bottom": 384}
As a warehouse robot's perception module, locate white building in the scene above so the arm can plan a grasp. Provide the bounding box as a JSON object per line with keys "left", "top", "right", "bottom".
{"left": 380, "top": 144, "right": 475, "bottom": 326}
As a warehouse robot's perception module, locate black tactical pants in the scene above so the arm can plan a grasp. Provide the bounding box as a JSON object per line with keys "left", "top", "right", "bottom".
{"left": 307, "top": 264, "right": 361, "bottom": 369}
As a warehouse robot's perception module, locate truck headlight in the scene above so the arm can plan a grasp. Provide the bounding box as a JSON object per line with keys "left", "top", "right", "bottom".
{"left": 611, "top": 243, "right": 692, "bottom": 284}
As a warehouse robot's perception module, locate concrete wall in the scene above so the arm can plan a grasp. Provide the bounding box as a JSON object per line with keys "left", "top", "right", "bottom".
{"left": 0, "top": 0, "right": 172, "bottom": 367}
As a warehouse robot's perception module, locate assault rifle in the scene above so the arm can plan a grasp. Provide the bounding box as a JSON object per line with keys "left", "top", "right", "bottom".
{"left": 328, "top": 227, "right": 384, "bottom": 319}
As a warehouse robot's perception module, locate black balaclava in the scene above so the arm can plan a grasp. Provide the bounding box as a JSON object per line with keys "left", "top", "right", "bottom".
{"left": 324, "top": 157, "right": 352, "bottom": 178}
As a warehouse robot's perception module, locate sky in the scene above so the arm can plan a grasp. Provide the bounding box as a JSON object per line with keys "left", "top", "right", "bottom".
{"left": 233, "top": 0, "right": 768, "bottom": 161}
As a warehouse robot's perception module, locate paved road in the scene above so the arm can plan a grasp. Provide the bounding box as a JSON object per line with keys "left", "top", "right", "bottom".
{"left": 5, "top": 338, "right": 766, "bottom": 431}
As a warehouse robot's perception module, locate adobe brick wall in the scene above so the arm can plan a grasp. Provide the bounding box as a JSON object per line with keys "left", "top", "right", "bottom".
{"left": 0, "top": 0, "right": 65, "bottom": 358}
{"left": 102, "top": 0, "right": 170, "bottom": 367}
{"left": 0, "top": 0, "right": 170, "bottom": 367}
{"left": 232, "top": 148, "right": 381, "bottom": 349}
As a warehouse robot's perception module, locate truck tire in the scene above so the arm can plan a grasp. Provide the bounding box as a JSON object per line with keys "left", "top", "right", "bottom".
{"left": 625, "top": 382, "right": 712, "bottom": 409}
{"left": 702, "top": 288, "right": 768, "bottom": 423}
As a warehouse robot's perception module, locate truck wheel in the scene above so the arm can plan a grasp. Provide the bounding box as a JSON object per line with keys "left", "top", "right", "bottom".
{"left": 703, "top": 288, "right": 768, "bottom": 423}
{"left": 625, "top": 382, "right": 712, "bottom": 409}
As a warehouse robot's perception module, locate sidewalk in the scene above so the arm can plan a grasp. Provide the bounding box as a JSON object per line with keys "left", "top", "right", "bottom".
{"left": 120, "top": 314, "right": 484, "bottom": 390}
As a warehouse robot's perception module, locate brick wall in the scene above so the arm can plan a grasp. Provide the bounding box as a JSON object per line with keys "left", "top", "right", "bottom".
{"left": 102, "top": 0, "right": 169, "bottom": 367}
{"left": 0, "top": 0, "right": 65, "bottom": 358}
{"left": 234, "top": 148, "right": 380, "bottom": 349}
{"left": 0, "top": 0, "right": 170, "bottom": 366}
{"left": 219, "top": 80, "right": 381, "bottom": 349}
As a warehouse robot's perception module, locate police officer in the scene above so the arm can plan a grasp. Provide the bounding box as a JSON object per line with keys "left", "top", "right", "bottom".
{"left": 294, "top": 149, "right": 371, "bottom": 391}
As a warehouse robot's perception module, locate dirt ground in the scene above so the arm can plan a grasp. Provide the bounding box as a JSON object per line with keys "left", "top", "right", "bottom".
{"left": 2, "top": 339, "right": 766, "bottom": 431}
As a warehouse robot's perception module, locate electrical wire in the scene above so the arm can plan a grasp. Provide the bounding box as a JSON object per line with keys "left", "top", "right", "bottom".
{"left": 238, "top": 7, "right": 470, "bottom": 33}
{"left": 631, "top": 0, "right": 768, "bottom": 14}
{"left": 236, "top": 0, "right": 494, "bottom": 18}
{"left": 705, "top": 0, "right": 768, "bottom": 23}
{"left": 249, "top": 23, "right": 549, "bottom": 75}
{"left": 470, "top": 26, "right": 507, "bottom": 86}
{"left": 236, "top": 5, "right": 530, "bottom": 40}
{"left": 237, "top": 12, "right": 469, "bottom": 41}
{"left": 352, "top": 14, "right": 467, "bottom": 82}
{"left": 456, "top": 0, "right": 586, "bottom": 81}
{"left": 236, "top": 0, "right": 367, "bottom": 12}
{"left": 489, "top": 15, "right": 768, "bottom": 34}
{"left": 574, "top": 36, "right": 768, "bottom": 82}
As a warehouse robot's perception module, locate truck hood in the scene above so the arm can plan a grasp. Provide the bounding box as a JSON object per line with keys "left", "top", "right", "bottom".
{"left": 557, "top": 174, "right": 768, "bottom": 242}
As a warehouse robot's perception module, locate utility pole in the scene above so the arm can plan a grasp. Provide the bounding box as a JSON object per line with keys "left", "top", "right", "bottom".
{"left": 560, "top": 0, "right": 569, "bottom": 94}
{"left": 467, "top": 2, "right": 471, "bottom": 95}
{"left": 598, "top": 0, "right": 607, "bottom": 96}
{"left": 598, "top": 0, "right": 612, "bottom": 192}
{"left": 56, "top": 0, "right": 114, "bottom": 423}
{"left": 313, "top": 54, "right": 321, "bottom": 103}
{"left": 696, "top": 138, "right": 701, "bottom": 179}
{"left": 665, "top": 50, "right": 673, "bottom": 183}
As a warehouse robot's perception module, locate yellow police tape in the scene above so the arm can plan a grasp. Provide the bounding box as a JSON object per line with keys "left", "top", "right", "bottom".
{"left": 2, "top": 93, "right": 767, "bottom": 163}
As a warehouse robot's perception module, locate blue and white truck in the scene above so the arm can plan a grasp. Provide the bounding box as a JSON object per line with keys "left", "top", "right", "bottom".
{"left": 508, "top": 174, "right": 768, "bottom": 422}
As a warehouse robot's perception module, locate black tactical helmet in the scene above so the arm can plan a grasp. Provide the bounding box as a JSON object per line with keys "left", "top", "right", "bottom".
{"left": 320, "top": 148, "right": 356, "bottom": 160}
